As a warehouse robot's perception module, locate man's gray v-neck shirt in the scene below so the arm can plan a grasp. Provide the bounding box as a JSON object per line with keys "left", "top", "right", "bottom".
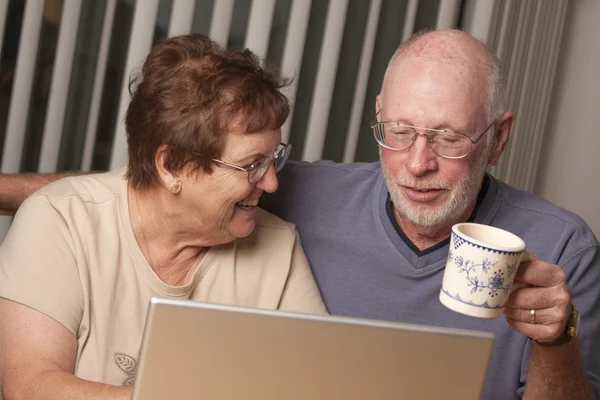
{"left": 260, "top": 160, "right": 600, "bottom": 399}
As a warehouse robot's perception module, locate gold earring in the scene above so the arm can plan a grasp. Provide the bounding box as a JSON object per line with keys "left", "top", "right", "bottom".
{"left": 169, "top": 179, "right": 182, "bottom": 194}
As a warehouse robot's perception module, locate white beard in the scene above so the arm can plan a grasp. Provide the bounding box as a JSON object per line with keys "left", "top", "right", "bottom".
{"left": 382, "top": 149, "right": 491, "bottom": 228}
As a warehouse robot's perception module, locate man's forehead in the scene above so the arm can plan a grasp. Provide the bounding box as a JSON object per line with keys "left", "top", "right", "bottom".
{"left": 392, "top": 54, "right": 478, "bottom": 83}
{"left": 388, "top": 33, "right": 489, "bottom": 87}
{"left": 381, "top": 78, "right": 486, "bottom": 130}
{"left": 384, "top": 63, "right": 481, "bottom": 100}
{"left": 384, "top": 55, "right": 485, "bottom": 102}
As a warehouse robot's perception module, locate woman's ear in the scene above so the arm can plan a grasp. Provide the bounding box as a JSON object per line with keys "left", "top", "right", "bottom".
{"left": 155, "top": 145, "right": 181, "bottom": 193}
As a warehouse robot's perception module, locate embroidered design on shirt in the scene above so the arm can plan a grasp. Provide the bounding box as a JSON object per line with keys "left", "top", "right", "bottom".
{"left": 114, "top": 352, "right": 137, "bottom": 386}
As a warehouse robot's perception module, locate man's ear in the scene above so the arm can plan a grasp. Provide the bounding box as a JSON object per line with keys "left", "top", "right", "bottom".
{"left": 488, "top": 112, "right": 515, "bottom": 165}
{"left": 376, "top": 95, "right": 381, "bottom": 115}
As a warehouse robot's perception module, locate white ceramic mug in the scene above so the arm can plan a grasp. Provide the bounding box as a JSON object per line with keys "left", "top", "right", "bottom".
{"left": 439, "top": 223, "right": 530, "bottom": 319}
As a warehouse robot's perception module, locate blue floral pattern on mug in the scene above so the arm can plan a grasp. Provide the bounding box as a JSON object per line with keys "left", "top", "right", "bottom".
{"left": 449, "top": 232, "right": 522, "bottom": 256}
{"left": 445, "top": 233, "right": 521, "bottom": 309}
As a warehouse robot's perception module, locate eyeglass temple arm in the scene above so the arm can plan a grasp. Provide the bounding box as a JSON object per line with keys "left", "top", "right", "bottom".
{"left": 211, "top": 158, "right": 248, "bottom": 172}
{"left": 471, "top": 120, "right": 496, "bottom": 144}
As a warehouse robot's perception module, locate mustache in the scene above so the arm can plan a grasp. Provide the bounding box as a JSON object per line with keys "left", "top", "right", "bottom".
{"left": 392, "top": 177, "right": 452, "bottom": 190}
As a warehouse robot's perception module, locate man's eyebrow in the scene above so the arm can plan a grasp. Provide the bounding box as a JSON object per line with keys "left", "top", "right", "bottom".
{"left": 429, "top": 123, "right": 465, "bottom": 133}
{"left": 390, "top": 117, "right": 466, "bottom": 133}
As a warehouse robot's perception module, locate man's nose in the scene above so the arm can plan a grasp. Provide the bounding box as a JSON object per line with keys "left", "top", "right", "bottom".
{"left": 405, "top": 134, "right": 438, "bottom": 176}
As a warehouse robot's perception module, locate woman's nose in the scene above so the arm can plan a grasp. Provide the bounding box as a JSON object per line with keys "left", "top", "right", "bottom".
{"left": 255, "top": 163, "right": 279, "bottom": 193}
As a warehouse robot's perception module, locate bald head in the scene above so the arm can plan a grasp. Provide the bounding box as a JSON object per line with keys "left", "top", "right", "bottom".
{"left": 380, "top": 29, "right": 504, "bottom": 124}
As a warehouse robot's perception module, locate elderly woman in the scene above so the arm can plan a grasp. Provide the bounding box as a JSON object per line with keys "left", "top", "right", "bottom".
{"left": 0, "top": 34, "right": 325, "bottom": 399}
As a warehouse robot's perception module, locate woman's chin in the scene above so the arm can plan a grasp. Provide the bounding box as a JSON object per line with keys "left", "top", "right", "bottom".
{"left": 230, "top": 225, "right": 256, "bottom": 239}
{"left": 228, "top": 210, "right": 258, "bottom": 238}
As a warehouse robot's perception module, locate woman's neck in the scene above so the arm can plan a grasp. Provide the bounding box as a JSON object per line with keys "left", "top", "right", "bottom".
{"left": 129, "top": 184, "right": 208, "bottom": 286}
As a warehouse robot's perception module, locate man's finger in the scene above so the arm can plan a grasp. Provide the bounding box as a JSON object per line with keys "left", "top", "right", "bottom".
{"left": 504, "top": 305, "right": 563, "bottom": 326}
{"left": 515, "top": 259, "right": 568, "bottom": 288}
{"left": 505, "top": 285, "right": 570, "bottom": 310}
{"left": 505, "top": 316, "right": 563, "bottom": 342}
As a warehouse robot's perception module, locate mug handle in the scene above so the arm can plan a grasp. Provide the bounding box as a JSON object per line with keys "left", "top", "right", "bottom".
{"left": 510, "top": 251, "right": 534, "bottom": 292}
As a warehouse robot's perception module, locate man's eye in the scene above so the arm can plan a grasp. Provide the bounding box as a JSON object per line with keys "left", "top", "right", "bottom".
{"left": 437, "top": 134, "right": 465, "bottom": 145}
{"left": 441, "top": 137, "right": 459, "bottom": 143}
{"left": 387, "top": 127, "right": 413, "bottom": 136}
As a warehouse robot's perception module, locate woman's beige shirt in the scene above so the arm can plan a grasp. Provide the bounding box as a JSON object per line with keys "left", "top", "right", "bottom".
{"left": 0, "top": 169, "right": 326, "bottom": 386}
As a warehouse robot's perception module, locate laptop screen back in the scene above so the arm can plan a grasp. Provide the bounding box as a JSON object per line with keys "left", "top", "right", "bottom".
{"left": 132, "top": 298, "right": 494, "bottom": 400}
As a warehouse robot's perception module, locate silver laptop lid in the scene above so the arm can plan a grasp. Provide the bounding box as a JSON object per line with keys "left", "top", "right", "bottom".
{"left": 132, "top": 297, "right": 495, "bottom": 400}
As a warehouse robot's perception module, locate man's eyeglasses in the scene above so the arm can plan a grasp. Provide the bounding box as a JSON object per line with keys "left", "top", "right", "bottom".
{"left": 371, "top": 112, "right": 495, "bottom": 159}
{"left": 210, "top": 142, "right": 292, "bottom": 184}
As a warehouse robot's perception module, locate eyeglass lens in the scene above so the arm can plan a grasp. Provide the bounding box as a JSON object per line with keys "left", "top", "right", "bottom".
{"left": 248, "top": 145, "right": 291, "bottom": 183}
{"left": 274, "top": 145, "right": 291, "bottom": 172}
{"left": 375, "top": 124, "right": 471, "bottom": 158}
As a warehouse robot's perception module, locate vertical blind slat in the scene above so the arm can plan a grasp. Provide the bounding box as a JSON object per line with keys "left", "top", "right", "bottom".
{"left": 0, "top": 0, "right": 11, "bottom": 238}
{"left": 38, "top": 0, "right": 83, "bottom": 173}
{"left": 461, "top": 0, "right": 499, "bottom": 44}
{"left": 0, "top": 0, "right": 9, "bottom": 66}
{"left": 81, "top": 0, "right": 117, "bottom": 171}
{"left": 243, "top": 0, "right": 277, "bottom": 60}
{"left": 209, "top": 0, "right": 235, "bottom": 48}
{"left": 167, "top": 0, "right": 196, "bottom": 37}
{"left": 109, "top": 0, "right": 160, "bottom": 170}
{"left": 1, "top": 0, "right": 45, "bottom": 173}
{"left": 402, "top": 0, "right": 420, "bottom": 42}
{"left": 499, "top": 0, "right": 535, "bottom": 182}
{"left": 516, "top": 1, "right": 547, "bottom": 188}
{"left": 512, "top": 1, "right": 544, "bottom": 188}
{"left": 343, "top": 0, "right": 382, "bottom": 162}
{"left": 526, "top": 0, "right": 568, "bottom": 191}
{"left": 280, "top": 0, "right": 312, "bottom": 143}
{"left": 436, "top": 0, "right": 462, "bottom": 29}
{"left": 492, "top": 0, "right": 526, "bottom": 179}
{"left": 0, "top": 0, "right": 45, "bottom": 239}
{"left": 301, "top": 0, "right": 349, "bottom": 162}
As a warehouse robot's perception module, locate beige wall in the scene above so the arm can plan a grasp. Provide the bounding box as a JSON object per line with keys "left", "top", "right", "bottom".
{"left": 535, "top": 0, "right": 600, "bottom": 237}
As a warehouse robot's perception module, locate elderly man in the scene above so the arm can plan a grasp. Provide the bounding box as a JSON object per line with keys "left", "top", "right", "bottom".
{"left": 260, "top": 29, "right": 600, "bottom": 399}
{"left": 0, "top": 29, "right": 598, "bottom": 399}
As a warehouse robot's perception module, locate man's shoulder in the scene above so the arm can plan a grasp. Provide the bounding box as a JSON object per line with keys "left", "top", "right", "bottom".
{"left": 277, "top": 160, "right": 381, "bottom": 194}
{"left": 261, "top": 160, "right": 382, "bottom": 216}
{"left": 259, "top": 160, "right": 380, "bottom": 226}
{"left": 283, "top": 160, "right": 381, "bottom": 179}
{"left": 493, "top": 178, "right": 598, "bottom": 248}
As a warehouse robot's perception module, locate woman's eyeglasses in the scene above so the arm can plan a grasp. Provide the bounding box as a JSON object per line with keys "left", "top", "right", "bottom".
{"left": 210, "top": 142, "right": 292, "bottom": 183}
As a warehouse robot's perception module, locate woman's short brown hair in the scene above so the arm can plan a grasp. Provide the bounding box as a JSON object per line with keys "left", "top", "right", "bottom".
{"left": 124, "top": 34, "right": 290, "bottom": 188}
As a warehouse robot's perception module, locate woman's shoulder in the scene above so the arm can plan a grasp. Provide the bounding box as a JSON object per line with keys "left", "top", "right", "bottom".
{"left": 254, "top": 207, "right": 297, "bottom": 233}
{"left": 235, "top": 208, "right": 298, "bottom": 251}
{"left": 227, "top": 208, "right": 299, "bottom": 269}
{"left": 29, "top": 169, "right": 124, "bottom": 208}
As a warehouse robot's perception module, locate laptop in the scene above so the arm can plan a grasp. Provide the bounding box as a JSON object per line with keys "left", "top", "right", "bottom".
{"left": 132, "top": 297, "right": 495, "bottom": 400}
